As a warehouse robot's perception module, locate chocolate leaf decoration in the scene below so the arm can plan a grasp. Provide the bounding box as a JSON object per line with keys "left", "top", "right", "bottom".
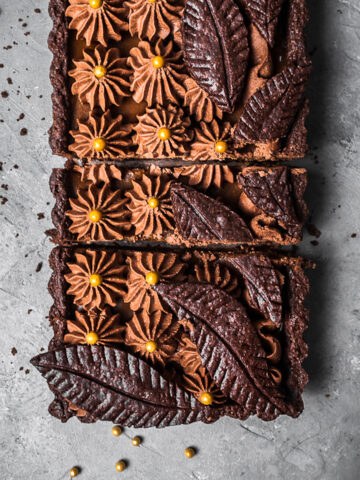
{"left": 280, "top": 98, "right": 309, "bottom": 157}
{"left": 234, "top": 62, "right": 311, "bottom": 143}
{"left": 182, "top": 0, "right": 249, "bottom": 112}
{"left": 31, "top": 345, "right": 218, "bottom": 428}
{"left": 238, "top": 0, "right": 285, "bottom": 47}
{"left": 155, "top": 282, "right": 293, "bottom": 420}
{"left": 221, "top": 255, "right": 283, "bottom": 326}
{"left": 171, "top": 182, "right": 253, "bottom": 243}
{"left": 238, "top": 167, "right": 302, "bottom": 237}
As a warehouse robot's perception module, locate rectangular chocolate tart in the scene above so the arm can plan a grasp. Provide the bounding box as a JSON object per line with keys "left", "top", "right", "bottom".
{"left": 48, "top": 163, "right": 308, "bottom": 246}
{"left": 48, "top": 0, "right": 311, "bottom": 162}
{"left": 31, "top": 246, "right": 313, "bottom": 427}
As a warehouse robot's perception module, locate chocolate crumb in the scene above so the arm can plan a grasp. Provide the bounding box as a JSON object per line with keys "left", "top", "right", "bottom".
{"left": 27, "top": 309, "right": 33, "bottom": 314}
{"left": 1, "top": 91, "right": 9, "bottom": 98}
{"left": 19, "top": 367, "right": 24, "bottom": 371}
{"left": 13, "top": 164, "right": 19, "bottom": 169}
{"left": 307, "top": 223, "right": 321, "bottom": 238}
{"left": 20, "top": 128, "right": 27, "bottom": 136}
{"left": 7, "top": 78, "right": 13, "bottom": 85}
{"left": 26, "top": 95, "right": 31, "bottom": 99}
{"left": 34, "top": 8, "right": 41, "bottom": 13}
{"left": 1, "top": 184, "right": 8, "bottom": 191}
{"left": 37, "top": 212, "right": 45, "bottom": 220}
{"left": 310, "top": 240, "right": 319, "bottom": 246}
{"left": 15, "top": 233, "right": 19, "bottom": 238}
{"left": 0, "top": 64, "right": 4, "bottom": 68}
{"left": 40, "top": 347, "right": 45, "bottom": 352}
{"left": 22, "top": 23, "right": 27, "bottom": 27}
{"left": 351, "top": 233, "right": 357, "bottom": 238}
{"left": 11, "top": 347, "right": 17, "bottom": 356}
{"left": 25, "top": 369, "right": 30, "bottom": 375}
{"left": 35, "top": 262, "right": 43, "bottom": 273}
{"left": 3, "top": 46, "right": 12, "bottom": 50}
{"left": 24, "top": 32, "right": 31, "bottom": 36}
{"left": 17, "top": 113, "right": 25, "bottom": 121}
{"left": 325, "top": 394, "right": 331, "bottom": 398}
{"left": 0, "top": 162, "right": 3, "bottom": 171}
{"left": 0, "top": 196, "right": 8, "bottom": 205}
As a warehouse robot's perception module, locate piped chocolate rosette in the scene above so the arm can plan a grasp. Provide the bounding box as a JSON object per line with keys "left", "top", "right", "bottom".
{"left": 31, "top": 248, "right": 311, "bottom": 426}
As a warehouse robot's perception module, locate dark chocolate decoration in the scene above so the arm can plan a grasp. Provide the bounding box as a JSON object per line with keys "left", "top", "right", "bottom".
{"left": 155, "top": 282, "right": 294, "bottom": 420}
{"left": 31, "top": 345, "right": 217, "bottom": 428}
{"left": 171, "top": 182, "right": 253, "bottom": 243}
{"left": 234, "top": 62, "right": 311, "bottom": 143}
{"left": 238, "top": 167, "right": 301, "bottom": 237}
{"left": 280, "top": 99, "right": 309, "bottom": 157}
{"left": 48, "top": 397, "right": 76, "bottom": 423}
{"left": 182, "top": 0, "right": 249, "bottom": 112}
{"left": 221, "top": 255, "right": 283, "bottom": 326}
{"left": 237, "top": 0, "right": 285, "bottom": 47}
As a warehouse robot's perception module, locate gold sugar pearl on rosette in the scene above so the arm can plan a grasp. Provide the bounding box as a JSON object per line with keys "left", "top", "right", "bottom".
{"left": 145, "top": 271, "right": 160, "bottom": 285}
{"left": 89, "top": 273, "right": 102, "bottom": 287}
{"left": 215, "top": 140, "right": 228, "bottom": 154}
{"left": 93, "top": 64, "right": 107, "bottom": 78}
{"left": 85, "top": 331, "right": 99, "bottom": 345}
{"left": 147, "top": 197, "right": 159, "bottom": 209}
{"left": 152, "top": 55, "right": 165, "bottom": 69}
{"left": 89, "top": 0, "right": 103, "bottom": 8}
{"left": 112, "top": 425, "right": 123, "bottom": 437}
{"left": 145, "top": 340, "right": 158, "bottom": 353}
{"left": 158, "top": 127, "right": 171, "bottom": 141}
{"left": 93, "top": 138, "right": 106, "bottom": 152}
{"left": 88, "top": 209, "right": 102, "bottom": 223}
{"left": 199, "top": 392, "right": 213, "bottom": 406}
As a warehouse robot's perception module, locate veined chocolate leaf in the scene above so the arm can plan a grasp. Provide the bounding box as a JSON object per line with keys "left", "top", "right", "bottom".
{"left": 234, "top": 62, "right": 311, "bottom": 143}
{"left": 238, "top": 0, "right": 285, "bottom": 46}
{"left": 155, "top": 282, "right": 293, "bottom": 419}
{"left": 238, "top": 167, "right": 303, "bottom": 237}
{"left": 182, "top": 0, "right": 249, "bottom": 112}
{"left": 31, "top": 345, "right": 218, "bottom": 428}
{"left": 171, "top": 183, "right": 253, "bottom": 243}
{"left": 221, "top": 255, "right": 283, "bottom": 326}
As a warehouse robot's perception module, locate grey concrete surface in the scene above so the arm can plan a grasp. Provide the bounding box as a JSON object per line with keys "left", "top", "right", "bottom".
{"left": 0, "top": 1, "right": 360, "bottom": 479}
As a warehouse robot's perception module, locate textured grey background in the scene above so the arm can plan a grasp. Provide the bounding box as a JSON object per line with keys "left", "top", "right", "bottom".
{"left": 0, "top": 1, "right": 360, "bottom": 479}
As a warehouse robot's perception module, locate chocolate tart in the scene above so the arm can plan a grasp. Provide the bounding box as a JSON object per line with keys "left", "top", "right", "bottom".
{"left": 31, "top": 246, "right": 314, "bottom": 427}
{"left": 48, "top": 0, "right": 311, "bottom": 162}
{"left": 48, "top": 162, "right": 308, "bottom": 246}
